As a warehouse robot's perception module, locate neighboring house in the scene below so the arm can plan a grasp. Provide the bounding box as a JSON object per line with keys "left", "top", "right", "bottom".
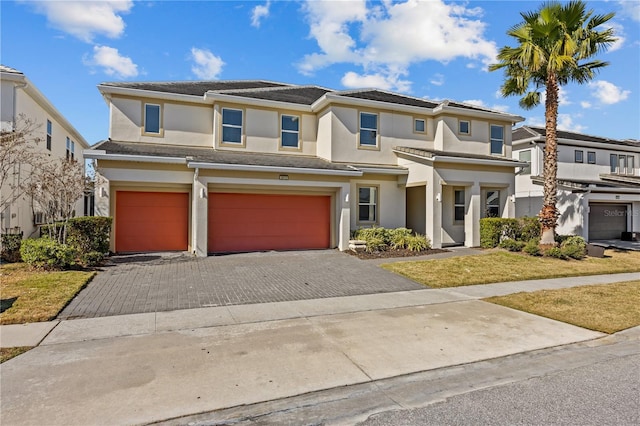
{"left": 86, "top": 80, "right": 525, "bottom": 256}
{"left": 512, "top": 126, "right": 640, "bottom": 241}
{"left": 0, "top": 65, "right": 90, "bottom": 238}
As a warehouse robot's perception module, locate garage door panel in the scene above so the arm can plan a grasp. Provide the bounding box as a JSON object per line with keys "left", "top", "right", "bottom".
{"left": 116, "top": 191, "right": 189, "bottom": 252}
{"left": 589, "top": 203, "right": 628, "bottom": 240}
{"left": 208, "top": 193, "right": 330, "bottom": 253}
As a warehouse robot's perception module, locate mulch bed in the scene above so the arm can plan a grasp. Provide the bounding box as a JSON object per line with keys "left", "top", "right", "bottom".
{"left": 346, "top": 247, "right": 449, "bottom": 260}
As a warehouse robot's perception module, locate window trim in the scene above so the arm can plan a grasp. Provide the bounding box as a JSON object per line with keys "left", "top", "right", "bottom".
{"left": 279, "top": 113, "right": 302, "bottom": 151}
{"left": 65, "top": 137, "right": 75, "bottom": 161}
{"left": 413, "top": 117, "right": 426, "bottom": 134}
{"left": 142, "top": 103, "right": 163, "bottom": 136}
{"left": 356, "top": 184, "right": 379, "bottom": 225}
{"left": 587, "top": 151, "right": 596, "bottom": 164}
{"left": 484, "top": 189, "right": 501, "bottom": 218}
{"left": 574, "top": 150, "right": 584, "bottom": 163}
{"left": 458, "top": 119, "right": 471, "bottom": 136}
{"left": 518, "top": 149, "right": 532, "bottom": 175}
{"left": 489, "top": 124, "right": 504, "bottom": 156}
{"left": 46, "top": 119, "right": 52, "bottom": 150}
{"left": 220, "top": 107, "right": 245, "bottom": 147}
{"left": 454, "top": 188, "right": 465, "bottom": 223}
{"left": 358, "top": 111, "right": 380, "bottom": 150}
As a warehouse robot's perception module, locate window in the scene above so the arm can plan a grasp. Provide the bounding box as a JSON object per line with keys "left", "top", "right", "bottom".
{"left": 454, "top": 189, "right": 465, "bottom": 222}
{"left": 611, "top": 154, "right": 636, "bottom": 175}
{"left": 281, "top": 114, "right": 300, "bottom": 149}
{"left": 414, "top": 118, "right": 426, "bottom": 133}
{"left": 619, "top": 155, "right": 627, "bottom": 174}
{"left": 574, "top": 150, "right": 583, "bottom": 163}
{"left": 144, "top": 103, "right": 161, "bottom": 134}
{"left": 490, "top": 125, "right": 504, "bottom": 155}
{"left": 610, "top": 154, "right": 618, "bottom": 173}
{"left": 66, "top": 137, "right": 75, "bottom": 160}
{"left": 222, "top": 108, "right": 243, "bottom": 144}
{"left": 519, "top": 150, "right": 531, "bottom": 175}
{"left": 46, "top": 119, "right": 52, "bottom": 150}
{"left": 358, "top": 186, "right": 378, "bottom": 223}
{"left": 359, "top": 112, "right": 378, "bottom": 147}
{"left": 459, "top": 120, "right": 470, "bottom": 135}
{"left": 628, "top": 156, "right": 635, "bottom": 175}
{"left": 485, "top": 190, "right": 500, "bottom": 218}
{"left": 33, "top": 211, "right": 46, "bottom": 225}
{"left": 587, "top": 151, "right": 596, "bottom": 164}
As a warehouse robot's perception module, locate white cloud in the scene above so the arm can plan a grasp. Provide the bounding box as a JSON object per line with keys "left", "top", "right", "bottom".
{"left": 541, "top": 86, "right": 571, "bottom": 106}
{"left": 618, "top": 1, "right": 640, "bottom": 22}
{"left": 85, "top": 45, "right": 138, "bottom": 78}
{"left": 462, "top": 99, "right": 509, "bottom": 112}
{"left": 430, "top": 73, "right": 444, "bottom": 86}
{"left": 557, "top": 114, "right": 586, "bottom": 133}
{"left": 298, "top": 0, "right": 497, "bottom": 91}
{"left": 30, "top": 0, "right": 133, "bottom": 42}
{"left": 588, "top": 80, "right": 630, "bottom": 104}
{"left": 606, "top": 22, "right": 625, "bottom": 52}
{"left": 526, "top": 117, "right": 544, "bottom": 128}
{"left": 251, "top": 1, "right": 270, "bottom": 28}
{"left": 341, "top": 70, "right": 411, "bottom": 92}
{"left": 580, "top": 101, "right": 592, "bottom": 109}
{"left": 189, "top": 47, "right": 225, "bottom": 80}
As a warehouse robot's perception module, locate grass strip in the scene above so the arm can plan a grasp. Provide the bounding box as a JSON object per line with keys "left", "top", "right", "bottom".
{"left": 0, "top": 263, "right": 95, "bottom": 325}
{"left": 381, "top": 250, "right": 640, "bottom": 288}
{"left": 484, "top": 280, "right": 640, "bottom": 334}
{"left": 0, "top": 347, "right": 33, "bottom": 363}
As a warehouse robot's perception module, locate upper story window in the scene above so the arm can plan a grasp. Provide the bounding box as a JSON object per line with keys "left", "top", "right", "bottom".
{"left": 454, "top": 189, "right": 465, "bottom": 222}
{"left": 587, "top": 151, "right": 596, "bottom": 164}
{"left": 359, "top": 112, "right": 378, "bottom": 148}
{"left": 490, "top": 125, "right": 504, "bottom": 155}
{"left": 46, "top": 119, "right": 52, "bottom": 150}
{"left": 518, "top": 150, "right": 531, "bottom": 175}
{"left": 485, "top": 190, "right": 500, "bottom": 218}
{"left": 222, "top": 108, "right": 243, "bottom": 145}
{"left": 144, "top": 103, "right": 161, "bottom": 134}
{"left": 414, "top": 118, "right": 426, "bottom": 133}
{"left": 610, "top": 154, "right": 617, "bottom": 173}
{"left": 66, "top": 137, "right": 75, "bottom": 161}
{"left": 281, "top": 114, "right": 300, "bottom": 149}
{"left": 574, "top": 150, "right": 583, "bottom": 163}
{"left": 610, "top": 153, "right": 635, "bottom": 175}
{"left": 357, "top": 186, "right": 378, "bottom": 224}
{"left": 459, "top": 120, "right": 470, "bottom": 135}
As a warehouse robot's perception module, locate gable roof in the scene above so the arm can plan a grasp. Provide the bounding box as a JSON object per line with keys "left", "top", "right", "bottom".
{"left": 100, "top": 80, "right": 291, "bottom": 96}
{"left": 0, "top": 65, "right": 23, "bottom": 74}
{"left": 221, "top": 86, "right": 333, "bottom": 105}
{"left": 336, "top": 90, "right": 439, "bottom": 109}
{"left": 513, "top": 126, "right": 639, "bottom": 148}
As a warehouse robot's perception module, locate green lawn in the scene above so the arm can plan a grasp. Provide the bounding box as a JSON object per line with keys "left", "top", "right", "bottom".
{"left": 0, "top": 263, "right": 95, "bottom": 325}
{"left": 381, "top": 249, "right": 640, "bottom": 288}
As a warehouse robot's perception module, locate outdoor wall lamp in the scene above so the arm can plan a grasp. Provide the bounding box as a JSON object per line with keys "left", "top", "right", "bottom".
{"left": 435, "top": 193, "right": 441, "bottom": 202}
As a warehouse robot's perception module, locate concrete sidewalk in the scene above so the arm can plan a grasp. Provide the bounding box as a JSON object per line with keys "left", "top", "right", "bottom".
{"left": 1, "top": 272, "right": 638, "bottom": 426}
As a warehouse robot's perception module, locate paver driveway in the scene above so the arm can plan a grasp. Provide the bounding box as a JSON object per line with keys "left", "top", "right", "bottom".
{"left": 59, "top": 250, "right": 424, "bottom": 319}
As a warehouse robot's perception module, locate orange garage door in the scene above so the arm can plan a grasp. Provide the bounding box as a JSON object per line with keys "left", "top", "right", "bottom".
{"left": 208, "top": 193, "right": 331, "bottom": 253}
{"left": 116, "top": 191, "right": 189, "bottom": 252}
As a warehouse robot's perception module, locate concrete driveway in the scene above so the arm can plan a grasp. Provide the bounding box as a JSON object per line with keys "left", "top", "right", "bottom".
{"left": 59, "top": 250, "right": 425, "bottom": 320}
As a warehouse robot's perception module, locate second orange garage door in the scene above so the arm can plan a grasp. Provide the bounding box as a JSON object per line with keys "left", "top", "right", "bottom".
{"left": 208, "top": 193, "right": 331, "bottom": 253}
{"left": 115, "top": 191, "right": 189, "bottom": 253}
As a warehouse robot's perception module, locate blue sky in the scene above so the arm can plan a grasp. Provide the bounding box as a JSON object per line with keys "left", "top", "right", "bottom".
{"left": 2, "top": 0, "right": 639, "bottom": 145}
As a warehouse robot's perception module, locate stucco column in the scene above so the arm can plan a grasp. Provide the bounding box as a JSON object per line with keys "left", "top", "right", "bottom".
{"left": 191, "top": 171, "right": 208, "bottom": 257}
{"left": 426, "top": 171, "right": 442, "bottom": 249}
{"left": 337, "top": 183, "right": 350, "bottom": 251}
{"left": 465, "top": 184, "right": 481, "bottom": 247}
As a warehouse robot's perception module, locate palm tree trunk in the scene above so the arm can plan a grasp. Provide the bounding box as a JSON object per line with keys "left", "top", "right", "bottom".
{"left": 540, "top": 73, "right": 559, "bottom": 245}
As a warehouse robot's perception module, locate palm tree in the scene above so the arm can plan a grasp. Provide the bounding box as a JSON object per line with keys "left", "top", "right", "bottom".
{"left": 490, "top": 1, "right": 615, "bottom": 245}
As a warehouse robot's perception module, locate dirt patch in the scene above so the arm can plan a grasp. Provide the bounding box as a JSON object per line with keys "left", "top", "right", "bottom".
{"left": 346, "top": 247, "right": 449, "bottom": 260}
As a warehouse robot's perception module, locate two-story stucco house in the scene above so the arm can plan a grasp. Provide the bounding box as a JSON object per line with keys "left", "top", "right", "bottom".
{"left": 85, "top": 80, "right": 525, "bottom": 256}
{"left": 1, "top": 65, "right": 90, "bottom": 238}
{"left": 512, "top": 126, "right": 640, "bottom": 241}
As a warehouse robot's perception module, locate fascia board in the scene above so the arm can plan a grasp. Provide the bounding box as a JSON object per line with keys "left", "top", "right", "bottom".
{"left": 188, "top": 161, "right": 362, "bottom": 176}
{"left": 438, "top": 105, "right": 525, "bottom": 123}
{"left": 98, "top": 85, "right": 212, "bottom": 105}
{"left": 205, "top": 93, "right": 312, "bottom": 112}
{"left": 313, "top": 93, "right": 436, "bottom": 115}
{"left": 355, "top": 167, "right": 409, "bottom": 175}
{"left": 83, "top": 150, "right": 187, "bottom": 164}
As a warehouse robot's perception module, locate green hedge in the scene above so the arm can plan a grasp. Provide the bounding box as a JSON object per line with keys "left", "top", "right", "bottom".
{"left": 1, "top": 234, "right": 23, "bottom": 263}
{"left": 39, "top": 216, "right": 112, "bottom": 267}
{"left": 20, "top": 238, "right": 76, "bottom": 270}
{"left": 480, "top": 217, "right": 541, "bottom": 248}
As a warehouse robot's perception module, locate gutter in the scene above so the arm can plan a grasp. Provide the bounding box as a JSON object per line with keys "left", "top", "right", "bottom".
{"left": 187, "top": 161, "right": 363, "bottom": 177}
{"left": 83, "top": 150, "right": 187, "bottom": 164}
{"left": 393, "top": 149, "right": 528, "bottom": 168}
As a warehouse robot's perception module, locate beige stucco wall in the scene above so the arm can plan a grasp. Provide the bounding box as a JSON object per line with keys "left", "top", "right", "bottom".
{"left": 436, "top": 116, "right": 514, "bottom": 158}
{"left": 349, "top": 175, "right": 405, "bottom": 231}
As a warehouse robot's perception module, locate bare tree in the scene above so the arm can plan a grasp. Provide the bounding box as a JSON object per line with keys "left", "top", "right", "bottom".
{"left": 0, "top": 114, "right": 44, "bottom": 221}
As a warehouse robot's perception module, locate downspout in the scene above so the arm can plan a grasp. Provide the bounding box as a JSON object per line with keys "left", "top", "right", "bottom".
{"left": 13, "top": 79, "right": 28, "bottom": 124}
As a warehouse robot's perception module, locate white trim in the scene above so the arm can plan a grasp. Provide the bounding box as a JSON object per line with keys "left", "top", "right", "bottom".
{"left": 355, "top": 167, "right": 409, "bottom": 175}
{"left": 187, "top": 161, "right": 363, "bottom": 176}
{"left": 393, "top": 149, "right": 527, "bottom": 167}
{"left": 83, "top": 150, "right": 187, "bottom": 164}
{"left": 98, "top": 84, "right": 212, "bottom": 105}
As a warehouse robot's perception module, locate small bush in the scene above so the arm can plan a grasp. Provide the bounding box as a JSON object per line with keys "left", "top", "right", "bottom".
{"left": 560, "top": 236, "right": 587, "bottom": 260}
{"left": 20, "top": 238, "right": 76, "bottom": 270}
{"left": 354, "top": 226, "right": 391, "bottom": 246}
{"left": 1, "top": 234, "right": 23, "bottom": 262}
{"left": 520, "top": 217, "right": 541, "bottom": 242}
{"left": 406, "top": 234, "right": 430, "bottom": 252}
{"left": 523, "top": 239, "right": 542, "bottom": 256}
{"left": 66, "top": 216, "right": 112, "bottom": 255}
{"left": 365, "top": 236, "right": 387, "bottom": 253}
{"left": 544, "top": 246, "right": 567, "bottom": 259}
{"left": 389, "top": 227, "right": 413, "bottom": 249}
{"left": 480, "top": 218, "right": 507, "bottom": 248}
{"left": 499, "top": 239, "right": 526, "bottom": 252}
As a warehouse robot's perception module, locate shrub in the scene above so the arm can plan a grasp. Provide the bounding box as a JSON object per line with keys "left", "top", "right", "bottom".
{"left": 560, "top": 236, "right": 587, "bottom": 260}
{"left": 520, "top": 217, "right": 541, "bottom": 242}
{"left": 544, "top": 246, "right": 567, "bottom": 259}
{"left": 354, "top": 226, "right": 391, "bottom": 246}
{"left": 406, "top": 234, "right": 430, "bottom": 252}
{"left": 41, "top": 216, "right": 112, "bottom": 266}
{"left": 499, "top": 238, "right": 525, "bottom": 252}
{"left": 389, "top": 227, "right": 413, "bottom": 249}
{"left": 523, "top": 239, "right": 542, "bottom": 256}
{"left": 1, "top": 234, "right": 23, "bottom": 262}
{"left": 365, "top": 236, "right": 387, "bottom": 253}
{"left": 480, "top": 218, "right": 506, "bottom": 248}
{"left": 20, "top": 238, "right": 76, "bottom": 270}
